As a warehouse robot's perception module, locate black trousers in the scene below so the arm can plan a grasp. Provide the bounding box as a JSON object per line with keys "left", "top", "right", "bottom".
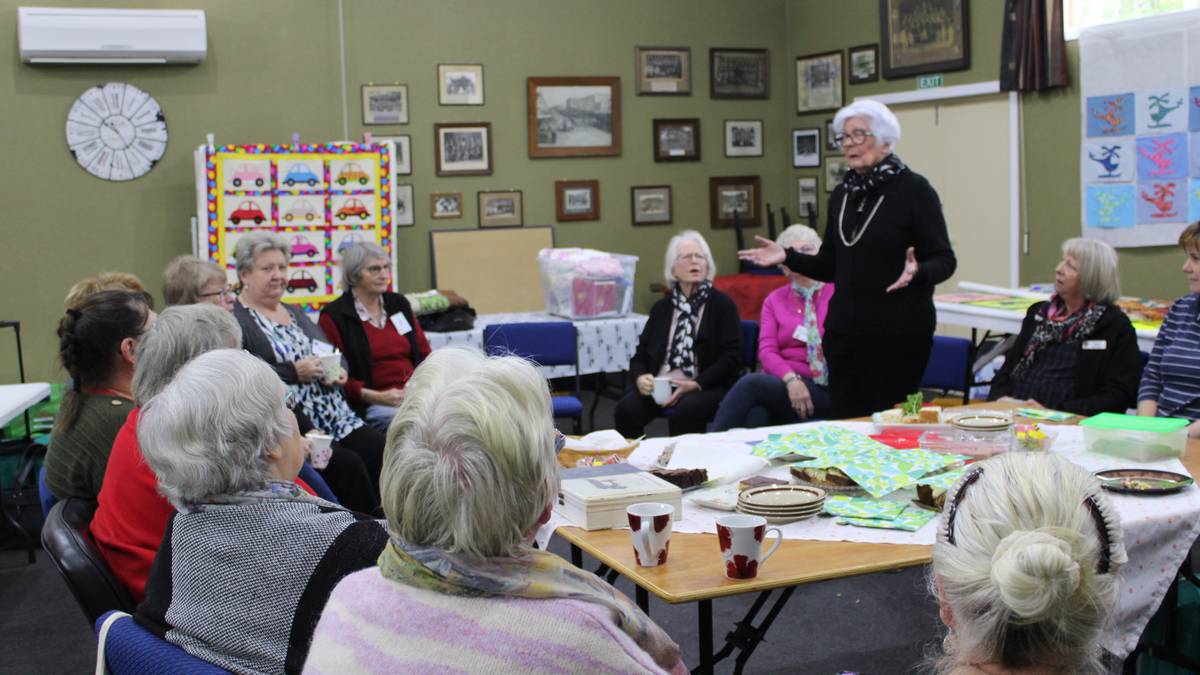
{"left": 614, "top": 387, "right": 728, "bottom": 438}
{"left": 824, "top": 332, "right": 933, "bottom": 419}
{"left": 318, "top": 443, "right": 378, "bottom": 514}
{"left": 330, "top": 425, "right": 386, "bottom": 513}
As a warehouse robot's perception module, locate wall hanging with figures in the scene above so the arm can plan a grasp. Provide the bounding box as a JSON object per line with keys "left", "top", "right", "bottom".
{"left": 1080, "top": 11, "right": 1200, "bottom": 247}
{"left": 193, "top": 140, "right": 394, "bottom": 311}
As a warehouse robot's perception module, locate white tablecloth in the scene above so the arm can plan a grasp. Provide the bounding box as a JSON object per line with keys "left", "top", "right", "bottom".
{"left": 547, "top": 420, "right": 1200, "bottom": 659}
{"left": 0, "top": 383, "right": 51, "bottom": 429}
{"left": 425, "top": 312, "right": 648, "bottom": 378}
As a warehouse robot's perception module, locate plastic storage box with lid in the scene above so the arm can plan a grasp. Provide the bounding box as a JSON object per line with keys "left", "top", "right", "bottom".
{"left": 538, "top": 248, "right": 637, "bottom": 320}
{"left": 1079, "top": 413, "right": 1189, "bottom": 462}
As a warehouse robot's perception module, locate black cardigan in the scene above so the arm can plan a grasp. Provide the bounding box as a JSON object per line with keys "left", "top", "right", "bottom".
{"left": 783, "top": 168, "right": 956, "bottom": 337}
{"left": 628, "top": 289, "right": 743, "bottom": 391}
{"left": 318, "top": 291, "right": 424, "bottom": 392}
{"left": 988, "top": 302, "right": 1142, "bottom": 416}
{"left": 233, "top": 300, "right": 345, "bottom": 385}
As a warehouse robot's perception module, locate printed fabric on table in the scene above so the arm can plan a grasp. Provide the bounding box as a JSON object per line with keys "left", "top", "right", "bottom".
{"left": 248, "top": 309, "right": 363, "bottom": 441}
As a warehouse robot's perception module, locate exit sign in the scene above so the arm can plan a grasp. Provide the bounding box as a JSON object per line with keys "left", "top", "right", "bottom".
{"left": 917, "top": 74, "right": 944, "bottom": 89}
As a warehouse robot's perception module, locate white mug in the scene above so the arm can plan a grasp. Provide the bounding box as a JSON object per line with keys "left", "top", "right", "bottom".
{"left": 652, "top": 377, "right": 673, "bottom": 405}
{"left": 626, "top": 502, "right": 674, "bottom": 567}
{"left": 716, "top": 514, "right": 783, "bottom": 580}
{"left": 318, "top": 353, "right": 342, "bottom": 384}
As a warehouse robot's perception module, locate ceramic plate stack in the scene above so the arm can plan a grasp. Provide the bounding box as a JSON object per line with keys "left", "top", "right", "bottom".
{"left": 736, "top": 485, "right": 826, "bottom": 524}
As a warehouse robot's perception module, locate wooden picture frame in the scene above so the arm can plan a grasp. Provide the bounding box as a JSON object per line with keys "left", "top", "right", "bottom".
{"left": 394, "top": 183, "right": 415, "bottom": 226}
{"left": 631, "top": 185, "right": 672, "bottom": 225}
{"left": 797, "top": 177, "right": 819, "bottom": 222}
{"left": 430, "top": 191, "right": 463, "bottom": 219}
{"left": 708, "top": 175, "right": 761, "bottom": 229}
{"left": 652, "top": 118, "right": 700, "bottom": 162}
{"left": 375, "top": 135, "right": 411, "bottom": 175}
{"left": 434, "top": 122, "right": 492, "bottom": 177}
{"left": 724, "top": 119, "right": 763, "bottom": 157}
{"left": 527, "top": 77, "right": 621, "bottom": 158}
{"left": 635, "top": 46, "right": 691, "bottom": 95}
{"left": 710, "top": 48, "right": 770, "bottom": 99}
{"left": 361, "top": 84, "right": 408, "bottom": 125}
{"left": 848, "top": 43, "right": 879, "bottom": 84}
{"left": 795, "top": 50, "right": 844, "bottom": 114}
{"left": 792, "top": 128, "right": 820, "bottom": 168}
{"left": 555, "top": 180, "right": 600, "bottom": 221}
{"left": 478, "top": 190, "right": 523, "bottom": 228}
{"left": 880, "top": 0, "right": 970, "bottom": 79}
{"left": 437, "top": 63, "right": 485, "bottom": 105}
{"left": 824, "top": 158, "right": 849, "bottom": 192}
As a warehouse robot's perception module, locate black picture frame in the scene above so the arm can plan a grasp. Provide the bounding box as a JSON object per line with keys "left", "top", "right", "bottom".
{"left": 709, "top": 48, "right": 770, "bottom": 99}
{"left": 652, "top": 118, "right": 701, "bottom": 162}
{"left": 792, "top": 128, "right": 820, "bottom": 168}
{"left": 880, "top": 0, "right": 970, "bottom": 79}
{"left": 848, "top": 43, "right": 879, "bottom": 84}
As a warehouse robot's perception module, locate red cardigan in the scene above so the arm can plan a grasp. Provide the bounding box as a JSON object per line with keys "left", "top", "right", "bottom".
{"left": 90, "top": 409, "right": 316, "bottom": 602}
{"left": 317, "top": 311, "right": 431, "bottom": 404}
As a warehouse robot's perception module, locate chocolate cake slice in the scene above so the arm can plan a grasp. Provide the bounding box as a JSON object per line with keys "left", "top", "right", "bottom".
{"left": 650, "top": 467, "right": 709, "bottom": 490}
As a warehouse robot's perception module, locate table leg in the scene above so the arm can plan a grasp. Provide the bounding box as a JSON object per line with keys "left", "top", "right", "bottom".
{"left": 570, "top": 543, "right": 582, "bottom": 568}
{"left": 636, "top": 585, "right": 649, "bottom": 615}
{"left": 693, "top": 600, "right": 713, "bottom": 675}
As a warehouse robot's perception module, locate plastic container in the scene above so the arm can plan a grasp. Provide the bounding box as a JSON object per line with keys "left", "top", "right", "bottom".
{"left": 537, "top": 248, "right": 637, "bottom": 320}
{"left": 1079, "top": 413, "right": 1189, "bottom": 462}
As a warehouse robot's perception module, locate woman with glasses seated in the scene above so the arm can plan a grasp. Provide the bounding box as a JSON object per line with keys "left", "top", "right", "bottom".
{"left": 931, "top": 452, "right": 1125, "bottom": 673}
{"left": 305, "top": 347, "right": 686, "bottom": 674}
{"left": 712, "top": 224, "right": 834, "bottom": 430}
{"left": 162, "top": 255, "right": 235, "bottom": 310}
{"left": 740, "top": 100, "right": 956, "bottom": 418}
{"left": 615, "top": 230, "right": 742, "bottom": 438}
{"left": 318, "top": 242, "right": 431, "bottom": 432}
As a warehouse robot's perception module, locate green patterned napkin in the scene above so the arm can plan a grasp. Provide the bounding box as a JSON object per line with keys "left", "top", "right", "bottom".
{"left": 752, "top": 426, "right": 890, "bottom": 460}
{"left": 916, "top": 467, "right": 967, "bottom": 491}
{"left": 822, "top": 495, "right": 908, "bottom": 520}
{"left": 837, "top": 506, "right": 938, "bottom": 532}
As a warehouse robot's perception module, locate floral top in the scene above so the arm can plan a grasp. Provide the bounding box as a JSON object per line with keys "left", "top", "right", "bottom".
{"left": 248, "top": 308, "right": 364, "bottom": 441}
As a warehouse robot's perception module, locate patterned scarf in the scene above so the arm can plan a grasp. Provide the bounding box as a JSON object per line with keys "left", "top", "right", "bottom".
{"left": 668, "top": 281, "right": 711, "bottom": 378}
{"left": 842, "top": 152, "right": 908, "bottom": 196}
{"left": 379, "top": 537, "right": 681, "bottom": 672}
{"left": 184, "top": 480, "right": 329, "bottom": 513}
{"left": 1010, "top": 296, "right": 1107, "bottom": 379}
{"left": 793, "top": 282, "right": 828, "bottom": 386}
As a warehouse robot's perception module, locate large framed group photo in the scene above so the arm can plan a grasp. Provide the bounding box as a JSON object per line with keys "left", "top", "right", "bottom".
{"left": 879, "top": 0, "right": 969, "bottom": 79}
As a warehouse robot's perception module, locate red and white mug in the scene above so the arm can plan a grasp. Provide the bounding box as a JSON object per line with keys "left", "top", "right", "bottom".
{"left": 626, "top": 502, "right": 675, "bottom": 567}
{"left": 716, "top": 514, "right": 783, "bottom": 580}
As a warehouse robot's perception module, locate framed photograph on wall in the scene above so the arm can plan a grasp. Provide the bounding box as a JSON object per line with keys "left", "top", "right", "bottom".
{"left": 795, "top": 51, "right": 843, "bottom": 114}
{"left": 430, "top": 192, "right": 463, "bottom": 219}
{"left": 880, "top": 0, "right": 969, "bottom": 79}
{"left": 824, "top": 158, "right": 849, "bottom": 192}
{"left": 631, "top": 185, "right": 672, "bottom": 225}
{"left": 652, "top": 118, "right": 700, "bottom": 162}
{"left": 478, "top": 190, "right": 523, "bottom": 228}
{"left": 797, "top": 177, "right": 819, "bottom": 221}
{"left": 395, "top": 183, "right": 415, "bottom": 226}
{"left": 724, "top": 120, "right": 763, "bottom": 157}
{"left": 437, "top": 64, "right": 484, "bottom": 105}
{"left": 635, "top": 46, "right": 691, "bottom": 95}
{"left": 825, "top": 118, "right": 838, "bottom": 151}
{"left": 555, "top": 179, "right": 600, "bottom": 221}
{"left": 792, "top": 128, "right": 820, "bottom": 168}
{"left": 375, "top": 135, "right": 411, "bottom": 175}
{"left": 434, "top": 122, "right": 492, "bottom": 177}
{"left": 709, "top": 48, "right": 769, "bottom": 99}
{"left": 709, "top": 175, "right": 761, "bottom": 229}
{"left": 361, "top": 84, "right": 408, "bottom": 125}
{"left": 848, "top": 44, "right": 879, "bottom": 84}
{"left": 527, "top": 76, "right": 621, "bottom": 158}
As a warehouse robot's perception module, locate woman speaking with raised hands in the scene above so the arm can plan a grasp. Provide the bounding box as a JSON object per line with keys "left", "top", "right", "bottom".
{"left": 739, "top": 99, "right": 956, "bottom": 418}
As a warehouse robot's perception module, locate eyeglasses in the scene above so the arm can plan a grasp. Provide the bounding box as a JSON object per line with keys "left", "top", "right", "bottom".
{"left": 676, "top": 252, "right": 707, "bottom": 263}
{"left": 554, "top": 430, "right": 566, "bottom": 455}
{"left": 197, "top": 285, "right": 234, "bottom": 299}
{"left": 834, "top": 129, "right": 874, "bottom": 148}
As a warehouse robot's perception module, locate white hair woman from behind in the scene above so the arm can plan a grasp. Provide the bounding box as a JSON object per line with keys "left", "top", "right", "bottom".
{"left": 137, "top": 349, "right": 294, "bottom": 508}
{"left": 931, "top": 452, "right": 1127, "bottom": 674}
{"left": 381, "top": 346, "right": 558, "bottom": 559}
{"left": 132, "top": 304, "right": 242, "bottom": 406}
{"left": 833, "top": 99, "right": 901, "bottom": 150}
{"left": 662, "top": 229, "right": 717, "bottom": 286}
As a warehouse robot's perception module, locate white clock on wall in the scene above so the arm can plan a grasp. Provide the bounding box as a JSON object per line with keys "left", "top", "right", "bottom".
{"left": 65, "top": 82, "right": 168, "bottom": 181}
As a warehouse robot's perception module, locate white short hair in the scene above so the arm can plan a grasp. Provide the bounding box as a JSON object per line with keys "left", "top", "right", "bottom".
{"left": 340, "top": 241, "right": 389, "bottom": 290}
{"left": 662, "top": 229, "right": 717, "bottom": 285}
{"left": 233, "top": 231, "right": 291, "bottom": 277}
{"left": 834, "top": 99, "right": 901, "bottom": 150}
{"left": 776, "top": 224, "right": 821, "bottom": 252}
{"left": 132, "top": 304, "right": 242, "bottom": 406}
{"left": 137, "top": 349, "right": 293, "bottom": 508}
{"left": 931, "top": 453, "right": 1126, "bottom": 673}
{"left": 381, "top": 346, "right": 558, "bottom": 559}
{"left": 1062, "top": 238, "right": 1121, "bottom": 305}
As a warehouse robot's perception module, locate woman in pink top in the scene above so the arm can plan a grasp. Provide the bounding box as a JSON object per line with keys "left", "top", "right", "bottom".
{"left": 712, "top": 225, "right": 834, "bottom": 430}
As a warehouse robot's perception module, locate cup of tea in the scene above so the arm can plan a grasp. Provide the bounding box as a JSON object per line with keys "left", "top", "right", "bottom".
{"left": 716, "top": 514, "right": 783, "bottom": 580}
{"left": 318, "top": 353, "right": 342, "bottom": 384}
{"left": 304, "top": 431, "right": 333, "bottom": 470}
{"left": 626, "top": 502, "right": 674, "bottom": 567}
{"left": 652, "top": 377, "right": 673, "bottom": 405}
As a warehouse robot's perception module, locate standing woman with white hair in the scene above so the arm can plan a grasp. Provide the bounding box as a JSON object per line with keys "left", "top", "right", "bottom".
{"left": 614, "top": 230, "right": 742, "bottom": 438}
{"left": 988, "top": 238, "right": 1140, "bottom": 415}
{"left": 740, "top": 100, "right": 956, "bottom": 418}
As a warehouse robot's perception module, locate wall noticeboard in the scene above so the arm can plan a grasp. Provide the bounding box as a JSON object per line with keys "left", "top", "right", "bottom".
{"left": 430, "top": 226, "right": 554, "bottom": 314}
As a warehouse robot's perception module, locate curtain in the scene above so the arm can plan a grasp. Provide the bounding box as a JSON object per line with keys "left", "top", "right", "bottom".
{"left": 1000, "top": 0, "right": 1069, "bottom": 91}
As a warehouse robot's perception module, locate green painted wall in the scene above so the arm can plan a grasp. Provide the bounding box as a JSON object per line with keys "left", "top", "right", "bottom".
{"left": 1, "top": 0, "right": 789, "bottom": 382}
{"left": 785, "top": 0, "right": 1186, "bottom": 300}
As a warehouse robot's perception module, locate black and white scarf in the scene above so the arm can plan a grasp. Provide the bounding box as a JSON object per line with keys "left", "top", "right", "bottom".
{"left": 842, "top": 152, "right": 908, "bottom": 196}
{"left": 668, "top": 281, "right": 711, "bottom": 378}
{"left": 1010, "top": 296, "right": 1107, "bottom": 379}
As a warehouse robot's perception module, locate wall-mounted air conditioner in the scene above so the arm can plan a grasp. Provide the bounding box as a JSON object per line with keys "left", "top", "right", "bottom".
{"left": 18, "top": 7, "right": 207, "bottom": 64}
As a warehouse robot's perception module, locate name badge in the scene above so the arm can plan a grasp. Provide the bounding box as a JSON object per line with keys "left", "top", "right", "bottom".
{"left": 791, "top": 324, "right": 808, "bottom": 343}
{"left": 390, "top": 312, "right": 413, "bottom": 334}
{"left": 1082, "top": 339, "right": 1107, "bottom": 351}
{"left": 311, "top": 340, "right": 336, "bottom": 356}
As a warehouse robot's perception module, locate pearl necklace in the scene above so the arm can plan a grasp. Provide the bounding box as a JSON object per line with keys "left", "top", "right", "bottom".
{"left": 837, "top": 192, "right": 885, "bottom": 248}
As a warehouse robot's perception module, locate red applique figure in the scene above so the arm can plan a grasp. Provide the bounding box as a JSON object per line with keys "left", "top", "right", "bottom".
{"left": 1091, "top": 99, "right": 1125, "bottom": 134}
{"left": 1140, "top": 183, "right": 1179, "bottom": 219}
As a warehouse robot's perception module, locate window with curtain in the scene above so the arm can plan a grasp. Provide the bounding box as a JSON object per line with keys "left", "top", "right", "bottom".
{"left": 1065, "top": 0, "right": 1200, "bottom": 40}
